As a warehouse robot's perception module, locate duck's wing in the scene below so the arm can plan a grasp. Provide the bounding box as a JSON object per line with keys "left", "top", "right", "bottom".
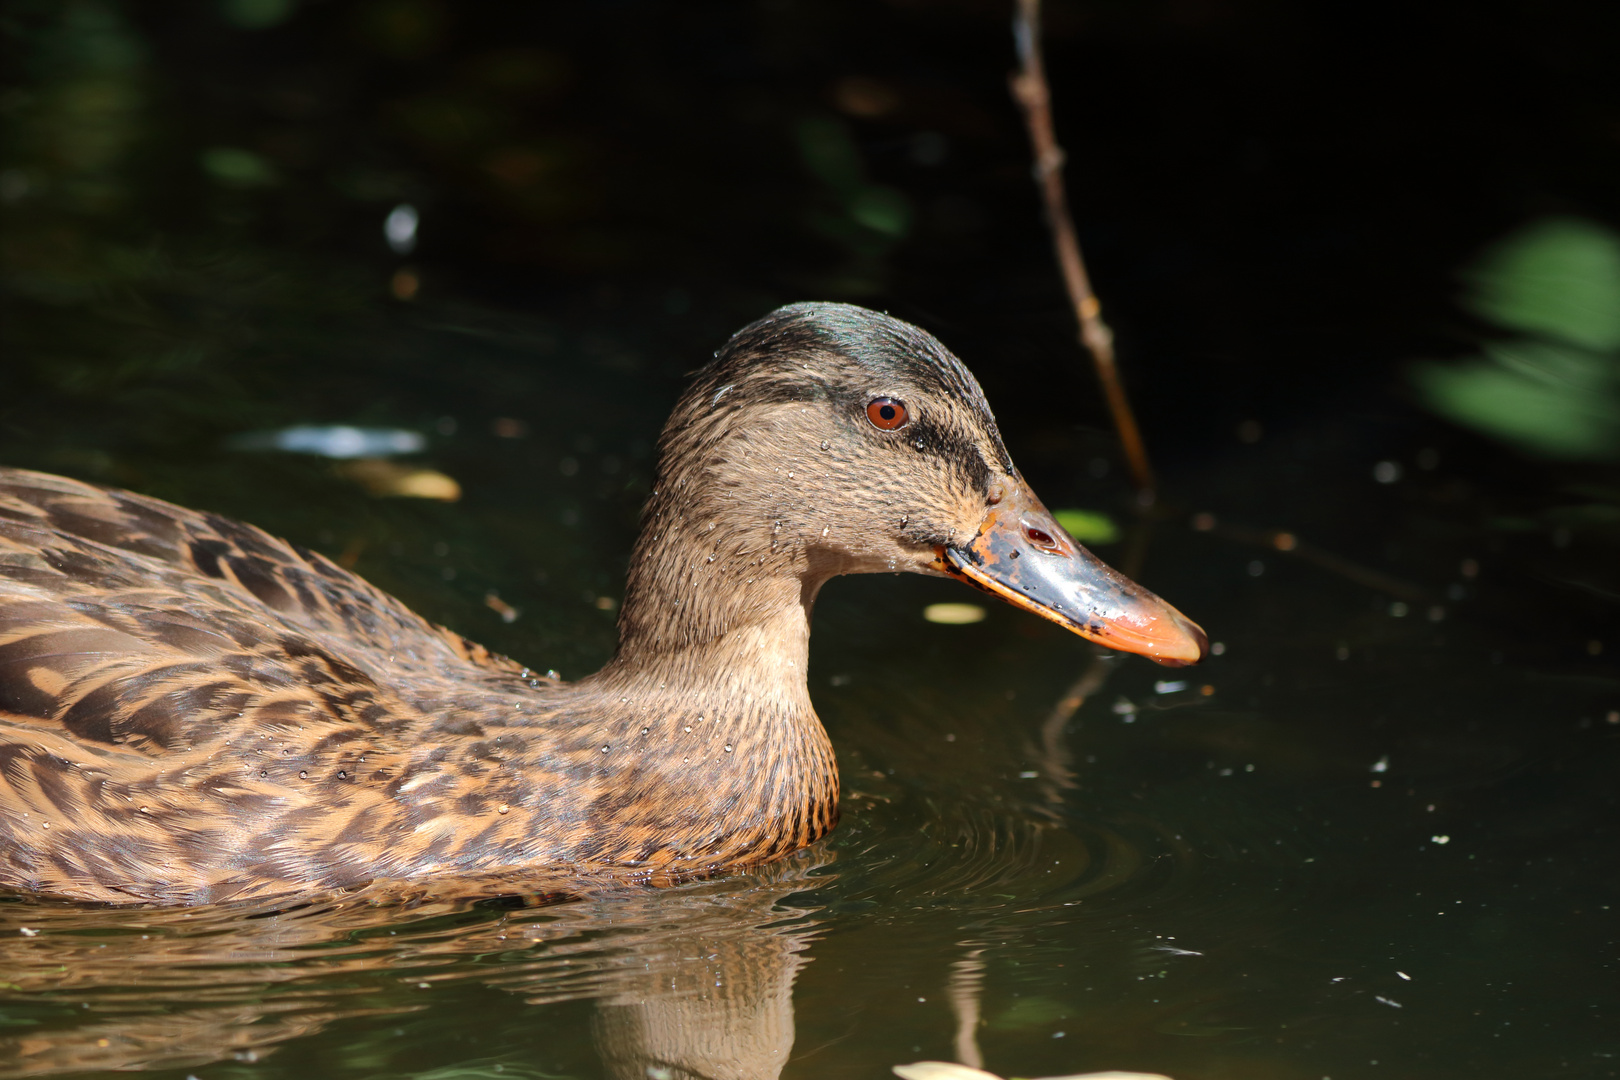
{"left": 0, "top": 468, "right": 538, "bottom": 902}
{"left": 0, "top": 467, "right": 527, "bottom": 680}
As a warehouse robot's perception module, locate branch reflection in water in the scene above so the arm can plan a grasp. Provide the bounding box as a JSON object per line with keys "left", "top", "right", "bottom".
{"left": 0, "top": 848, "right": 831, "bottom": 1080}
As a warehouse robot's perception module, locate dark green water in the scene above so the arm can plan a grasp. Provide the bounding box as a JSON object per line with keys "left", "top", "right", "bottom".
{"left": 2, "top": 2, "right": 1618, "bottom": 1078}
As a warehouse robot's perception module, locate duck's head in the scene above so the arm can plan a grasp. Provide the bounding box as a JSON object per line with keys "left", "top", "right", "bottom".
{"left": 623, "top": 302, "right": 1206, "bottom": 668}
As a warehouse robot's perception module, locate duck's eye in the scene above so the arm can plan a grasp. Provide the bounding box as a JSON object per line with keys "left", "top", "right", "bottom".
{"left": 866, "top": 397, "right": 909, "bottom": 431}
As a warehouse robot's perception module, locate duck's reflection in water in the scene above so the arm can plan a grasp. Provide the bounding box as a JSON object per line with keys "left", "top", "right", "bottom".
{"left": 0, "top": 849, "right": 829, "bottom": 1080}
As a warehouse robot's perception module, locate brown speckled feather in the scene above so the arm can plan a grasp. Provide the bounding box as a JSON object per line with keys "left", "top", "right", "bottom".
{"left": 0, "top": 303, "right": 1027, "bottom": 904}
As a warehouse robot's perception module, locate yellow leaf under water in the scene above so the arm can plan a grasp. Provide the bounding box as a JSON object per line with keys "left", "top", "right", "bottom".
{"left": 923, "top": 602, "right": 986, "bottom": 625}
{"left": 337, "top": 459, "right": 461, "bottom": 501}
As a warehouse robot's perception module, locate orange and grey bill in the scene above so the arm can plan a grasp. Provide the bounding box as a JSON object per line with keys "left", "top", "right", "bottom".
{"left": 932, "top": 483, "right": 1209, "bottom": 667}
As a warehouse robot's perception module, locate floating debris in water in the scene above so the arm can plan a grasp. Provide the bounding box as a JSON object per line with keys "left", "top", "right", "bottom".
{"left": 893, "top": 1062, "right": 1173, "bottom": 1080}
{"left": 390, "top": 268, "right": 420, "bottom": 301}
{"left": 1371, "top": 755, "right": 1390, "bottom": 773}
{"left": 484, "top": 592, "right": 520, "bottom": 623}
{"left": 385, "top": 203, "right": 419, "bottom": 254}
{"left": 230, "top": 425, "right": 426, "bottom": 459}
{"left": 1153, "top": 680, "right": 1187, "bottom": 694}
{"left": 923, "top": 602, "right": 985, "bottom": 625}
{"left": 1431, "top": 835, "right": 1450, "bottom": 845}
{"left": 336, "top": 459, "right": 460, "bottom": 501}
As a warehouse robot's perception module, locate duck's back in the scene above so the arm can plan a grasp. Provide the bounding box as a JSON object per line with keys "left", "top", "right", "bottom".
{"left": 0, "top": 467, "right": 535, "bottom": 903}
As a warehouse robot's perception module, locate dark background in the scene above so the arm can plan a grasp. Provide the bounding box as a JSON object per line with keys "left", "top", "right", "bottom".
{"left": 7, "top": 0, "right": 1620, "bottom": 463}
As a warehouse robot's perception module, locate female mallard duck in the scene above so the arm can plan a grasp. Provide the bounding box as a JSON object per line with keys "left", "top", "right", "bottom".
{"left": 0, "top": 303, "right": 1205, "bottom": 905}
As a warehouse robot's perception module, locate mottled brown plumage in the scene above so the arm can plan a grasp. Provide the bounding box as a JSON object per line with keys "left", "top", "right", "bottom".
{"left": 0, "top": 303, "right": 1203, "bottom": 905}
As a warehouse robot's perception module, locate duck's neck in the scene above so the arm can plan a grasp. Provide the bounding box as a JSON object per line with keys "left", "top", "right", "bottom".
{"left": 553, "top": 489, "right": 840, "bottom": 868}
{"left": 589, "top": 484, "right": 829, "bottom": 714}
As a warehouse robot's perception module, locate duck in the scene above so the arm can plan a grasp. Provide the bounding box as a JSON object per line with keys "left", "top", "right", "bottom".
{"left": 0, "top": 302, "right": 1206, "bottom": 905}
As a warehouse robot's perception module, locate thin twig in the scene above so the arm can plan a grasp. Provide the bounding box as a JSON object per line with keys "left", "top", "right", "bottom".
{"left": 1010, "top": 0, "right": 1156, "bottom": 497}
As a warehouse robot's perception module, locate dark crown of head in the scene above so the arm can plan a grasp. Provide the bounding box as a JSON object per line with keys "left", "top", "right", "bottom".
{"left": 696, "top": 303, "right": 995, "bottom": 418}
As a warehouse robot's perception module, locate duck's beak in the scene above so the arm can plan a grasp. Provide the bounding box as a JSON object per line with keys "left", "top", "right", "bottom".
{"left": 931, "top": 483, "right": 1209, "bottom": 667}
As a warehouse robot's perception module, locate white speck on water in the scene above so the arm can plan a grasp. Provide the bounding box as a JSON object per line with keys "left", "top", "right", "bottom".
{"left": 1154, "top": 680, "right": 1187, "bottom": 694}
{"left": 1374, "top": 460, "right": 1402, "bottom": 483}
{"left": 1431, "top": 834, "right": 1450, "bottom": 844}
{"left": 1397, "top": 971, "right": 1412, "bottom": 980}
{"left": 384, "top": 203, "right": 418, "bottom": 253}
{"left": 1371, "top": 755, "right": 1389, "bottom": 773}
{"left": 1112, "top": 698, "right": 1136, "bottom": 717}
{"left": 1210, "top": 641, "right": 1226, "bottom": 655}
{"left": 1374, "top": 995, "right": 1402, "bottom": 1008}
{"left": 1018, "top": 770, "right": 1038, "bottom": 778}
{"left": 18, "top": 927, "right": 38, "bottom": 937}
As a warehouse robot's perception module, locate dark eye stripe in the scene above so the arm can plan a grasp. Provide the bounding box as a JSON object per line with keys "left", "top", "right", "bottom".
{"left": 866, "top": 397, "right": 909, "bottom": 431}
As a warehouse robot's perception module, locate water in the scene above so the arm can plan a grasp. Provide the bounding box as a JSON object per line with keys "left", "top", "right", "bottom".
{"left": 3, "top": 2, "right": 1618, "bottom": 1078}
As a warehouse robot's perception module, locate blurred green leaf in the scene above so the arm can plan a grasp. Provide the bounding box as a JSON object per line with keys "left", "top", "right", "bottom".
{"left": 220, "top": 0, "right": 296, "bottom": 30}
{"left": 1053, "top": 508, "right": 1121, "bottom": 544}
{"left": 849, "top": 186, "right": 912, "bottom": 237}
{"left": 200, "top": 147, "right": 277, "bottom": 186}
{"left": 796, "top": 116, "right": 864, "bottom": 196}
{"left": 1412, "top": 340, "right": 1620, "bottom": 460}
{"left": 1464, "top": 217, "right": 1620, "bottom": 351}
{"left": 1415, "top": 217, "right": 1620, "bottom": 460}
{"left": 989, "top": 994, "right": 1069, "bottom": 1030}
